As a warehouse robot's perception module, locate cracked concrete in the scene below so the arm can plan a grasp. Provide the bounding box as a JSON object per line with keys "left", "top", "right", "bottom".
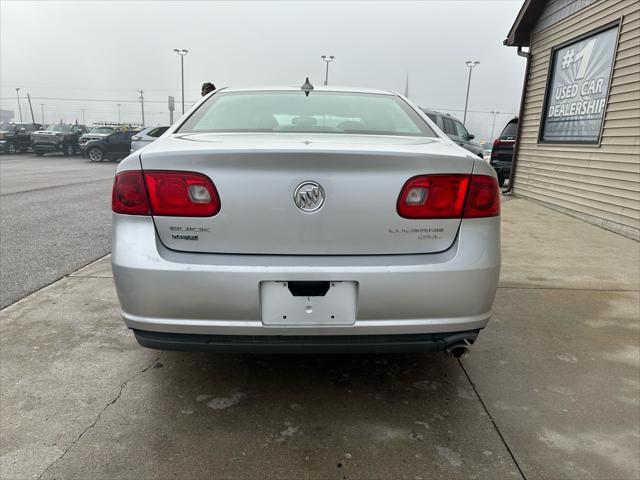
{"left": 1, "top": 198, "right": 639, "bottom": 479}
{"left": 36, "top": 356, "right": 161, "bottom": 480}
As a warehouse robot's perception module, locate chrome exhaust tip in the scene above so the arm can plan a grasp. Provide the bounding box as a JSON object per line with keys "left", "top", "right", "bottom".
{"left": 445, "top": 339, "right": 472, "bottom": 359}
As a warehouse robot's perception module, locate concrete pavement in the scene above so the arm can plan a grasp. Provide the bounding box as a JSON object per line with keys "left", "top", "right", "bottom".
{"left": 1, "top": 197, "right": 638, "bottom": 479}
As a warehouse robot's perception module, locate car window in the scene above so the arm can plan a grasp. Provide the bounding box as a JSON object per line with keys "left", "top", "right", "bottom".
{"left": 179, "top": 91, "right": 437, "bottom": 137}
{"left": 425, "top": 113, "right": 437, "bottom": 124}
{"left": 454, "top": 121, "right": 469, "bottom": 139}
{"left": 501, "top": 120, "right": 518, "bottom": 138}
{"left": 90, "top": 127, "right": 116, "bottom": 134}
{"left": 109, "top": 132, "right": 127, "bottom": 142}
{"left": 441, "top": 117, "right": 456, "bottom": 135}
{"left": 46, "top": 124, "right": 73, "bottom": 133}
{"left": 147, "top": 127, "right": 168, "bottom": 137}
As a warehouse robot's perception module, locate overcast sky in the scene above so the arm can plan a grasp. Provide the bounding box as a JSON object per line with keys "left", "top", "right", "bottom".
{"left": 1, "top": 0, "right": 525, "bottom": 140}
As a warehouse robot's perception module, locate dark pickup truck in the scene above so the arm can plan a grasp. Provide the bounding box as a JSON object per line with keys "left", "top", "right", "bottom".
{"left": 0, "top": 122, "right": 43, "bottom": 153}
{"left": 31, "top": 124, "right": 87, "bottom": 156}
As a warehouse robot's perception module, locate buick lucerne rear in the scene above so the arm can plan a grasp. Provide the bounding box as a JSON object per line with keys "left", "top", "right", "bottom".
{"left": 111, "top": 86, "right": 500, "bottom": 355}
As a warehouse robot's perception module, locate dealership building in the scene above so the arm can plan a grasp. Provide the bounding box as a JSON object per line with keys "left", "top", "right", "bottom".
{"left": 505, "top": 0, "right": 639, "bottom": 239}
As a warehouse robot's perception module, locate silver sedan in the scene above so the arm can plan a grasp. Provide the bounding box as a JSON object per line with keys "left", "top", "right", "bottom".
{"left": 111, "top": 85, "right": 501, "bottom": 356}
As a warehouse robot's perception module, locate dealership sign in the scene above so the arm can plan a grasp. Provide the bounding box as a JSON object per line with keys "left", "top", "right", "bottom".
{"left": 541, "top": 23, "right": 619, "bottom": 143}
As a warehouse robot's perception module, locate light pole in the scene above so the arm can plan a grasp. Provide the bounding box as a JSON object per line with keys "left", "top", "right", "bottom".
{"left": 40, "top": 104, "right": 45, "bottom": 124}
{"left": 463, "top": 60, "right": 479, "bottom": 124}
{"left": 117, "top": 103, "right": 121, "bottom": 123}
{"left": 321, "top": 55, "right": 335, "bottom": 86}
{"left": 490, "top": 111, "right": 500, "bottom": 140}
{"left": 137, "top": 90, "right": 145, "bottom": 127}
{"left": 173, "top": 48, "right": 188, "bottom": 113}
{"left": 15, "top": 88, "right": 23, "bottom": 122}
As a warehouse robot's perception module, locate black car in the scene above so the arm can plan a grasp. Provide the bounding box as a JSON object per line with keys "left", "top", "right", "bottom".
{"left": 82, "top": 130, "right": 140, "bottom": 162}
{"left": 0, "top": 122, "right": 43, "bottom": 154}
{"left": 490, "top": 117, "right": 518, "bottom": 186}
{"left": 79, "top": 126, "right": 117, "bottom": 150}
{"left": 420, "top": 109, "right": 484, "bottom": 158}
{"left": 31, "top": 124, "right": 87, "bottom": 156}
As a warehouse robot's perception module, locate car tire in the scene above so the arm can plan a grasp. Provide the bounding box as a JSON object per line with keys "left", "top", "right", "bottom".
{"left": 62, "top": 143, "right": 75, "bottom": 156}
{"left": 6, "top": 143, "right": 16, "bottom": 154}
{"left": 88, "top": 147, "right": 104, "bottom": 162}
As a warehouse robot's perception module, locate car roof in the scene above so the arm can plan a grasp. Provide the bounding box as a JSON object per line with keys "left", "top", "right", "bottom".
{"left": 419, "top": 108, "right": 462, "bottom": 122}
{"left": 219, "top": 85, "right": 396, "bottom": 96}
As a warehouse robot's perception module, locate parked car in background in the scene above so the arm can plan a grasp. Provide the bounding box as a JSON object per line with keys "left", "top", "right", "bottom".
{"left": 31, "top": 123, "right": 86, "bottom": 156}
{"left": 0, "top": 122, "right": 43, "bottom": 153}
{"left": 130, "top": 126, "right": 169, "bottom": 152}
{"left": 112, "top": 86, "right": 500, "bottom": 356}
{"left": 420, "top": 109, "right": 484, "bottom": 158}
{"left": 79, "top": 126, "right": 117, "bottom": 150}
{"left": 490, "top": 117, "right": 518, "bottom": 186}
{"left": 83, "top": 129, "right": 140, "bottom": 162}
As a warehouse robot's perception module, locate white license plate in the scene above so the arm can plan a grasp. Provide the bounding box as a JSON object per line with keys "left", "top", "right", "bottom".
{"left": 261, "top": 281, "right": 357, "bottom": 326}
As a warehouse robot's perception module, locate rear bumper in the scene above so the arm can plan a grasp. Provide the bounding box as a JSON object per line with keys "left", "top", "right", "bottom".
{"left": 112, "top": 215, "right": 500, "bottom": 339}
{"left": 133, "top": 329, "right": 480, "bottom": 353}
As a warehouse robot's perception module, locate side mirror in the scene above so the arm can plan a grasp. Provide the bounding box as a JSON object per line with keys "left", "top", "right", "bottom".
{"left": 467, "top": 133, "right": 475, "bottom": 140}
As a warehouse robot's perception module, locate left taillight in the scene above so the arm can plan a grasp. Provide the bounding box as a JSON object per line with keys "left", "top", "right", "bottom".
{"left": 144, "top": 171, "right": 220, "bottom": 217}
{"left": 112, "top": 171, "right": 150, "bottom": 215}
{"left": 112, "top": 170, "right": 220, "bottom": 217}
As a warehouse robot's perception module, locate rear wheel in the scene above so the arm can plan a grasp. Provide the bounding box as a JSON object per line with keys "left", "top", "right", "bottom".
{"left": 6, "top": 143, "right": 16, "bottom": 154}
{"left": 88, "top": 147, "right": 104, "bottom": 162}
{"left": 62, "top": 143, "right": 75, "bottom": 156}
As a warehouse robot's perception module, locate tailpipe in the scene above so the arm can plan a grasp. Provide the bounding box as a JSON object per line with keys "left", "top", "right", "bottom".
{"left": 445, "top": 339, "right": 472, "bottom": 359}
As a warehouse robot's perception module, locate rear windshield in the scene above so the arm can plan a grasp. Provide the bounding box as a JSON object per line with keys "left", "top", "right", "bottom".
{"left": 178, "top": 91, "right": 436, "bottom": 137}
{"left": 501, "top": 120, "right": 518, "bottom": 138}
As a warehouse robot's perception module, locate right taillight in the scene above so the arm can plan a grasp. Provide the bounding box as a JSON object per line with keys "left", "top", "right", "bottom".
{"left": 463, "top": 175, "right": 500, "bottom": 218}
{"left": 397, "top": 174, "right": 470, "bottom": 219}
{"left": 397, "top": 174, "right": 499, "bottom": 219}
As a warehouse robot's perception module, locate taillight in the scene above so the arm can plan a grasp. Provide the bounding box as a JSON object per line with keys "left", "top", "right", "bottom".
{"left": 464, "top": 175, "right": 500, "bottom": 218}
{"left": 112, "top": 170, "right": 220, "bottom": 217}
{"left": 144, "top": 171, "right": 220, "bottom": 217}
{"left": 112, "top": 171, "right": 150, "bottom": 215}
{"left": 397, "top": 174, "right": 469, "bottom": 219}
{"left": 397, "top": 174, "right": 499, "bottom": 219}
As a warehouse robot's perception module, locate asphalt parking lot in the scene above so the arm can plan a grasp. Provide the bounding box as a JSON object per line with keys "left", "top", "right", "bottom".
{"left": 1, "top": 191, "right": 638, "bottom": 479}
{"left": 0, "top": 153, "right": 116, "bottom": 308}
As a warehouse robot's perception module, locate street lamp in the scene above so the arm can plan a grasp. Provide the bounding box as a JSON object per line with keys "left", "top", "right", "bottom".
{"left": 173, "top": 48, "right": 189, "bottom": 114}
{"left": 490, "top": 111, "right": 500, "bottom": 140}
{"left": 321, "top": 55, "right": 335, "bottom": 86}
{"left": 117, "top": 103, "right": 121, "bottom": 123}
{"left": 15, "top": 88, "right": 23, "bottom": 122}
{"left": 463, "top": 60, "right": 480, "bottom": 124}
{"left": 137, "top": 90, "right": 145, "bottom": 127}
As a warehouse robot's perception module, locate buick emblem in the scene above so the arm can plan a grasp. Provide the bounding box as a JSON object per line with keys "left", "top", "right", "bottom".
{"left": 294, "top": 181, "right": 325, "bottom": 212}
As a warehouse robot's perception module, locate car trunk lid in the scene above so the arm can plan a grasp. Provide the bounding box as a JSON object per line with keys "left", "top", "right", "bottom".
{"left": 139, "top": 133, "right": 474, "bottom": 255}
